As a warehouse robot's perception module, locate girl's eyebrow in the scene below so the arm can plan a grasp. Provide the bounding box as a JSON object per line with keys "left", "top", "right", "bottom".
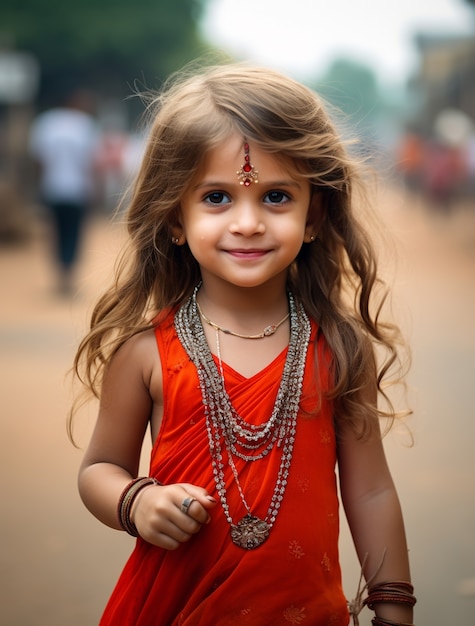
{"left": 192, "top": 179, "right": 304, "bottom": 191}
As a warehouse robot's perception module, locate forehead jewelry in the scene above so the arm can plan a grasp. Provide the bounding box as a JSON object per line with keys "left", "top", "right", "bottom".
{"left": 236, "top": 140, "right": 259, "bottom": 186}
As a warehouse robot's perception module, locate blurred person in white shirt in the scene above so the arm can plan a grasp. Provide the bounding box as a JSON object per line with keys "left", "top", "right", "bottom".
{"left": 29, "top": 88, "right": 100, "bottom": 295}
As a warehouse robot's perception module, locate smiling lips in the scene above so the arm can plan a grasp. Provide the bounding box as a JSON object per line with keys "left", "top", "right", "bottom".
{"left": 226, "top": 248, "right": 270, "bottom": 259}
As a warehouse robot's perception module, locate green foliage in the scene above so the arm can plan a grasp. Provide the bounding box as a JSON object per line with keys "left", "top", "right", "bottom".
{"left": 312, "top": 57, "right": 392, "bottom": 145}
{"left": 0, "top": 0, "right": 208, "bottom": 107}
{"left": 315, "top": 58, "right": 383, "bottom": 121}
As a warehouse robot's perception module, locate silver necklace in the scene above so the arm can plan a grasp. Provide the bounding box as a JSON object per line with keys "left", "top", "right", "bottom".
{"left": 174, "top": 284, "right": 311, "bottom": 549}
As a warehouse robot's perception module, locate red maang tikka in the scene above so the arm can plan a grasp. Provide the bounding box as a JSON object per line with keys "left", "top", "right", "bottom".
{"left": 236, "top": 141, "right": 258, "bottom": 186}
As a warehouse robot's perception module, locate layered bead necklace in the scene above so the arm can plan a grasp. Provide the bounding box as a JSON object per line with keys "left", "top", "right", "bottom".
{"left": 174, "top": 284, "right": 311, "bottom": 550}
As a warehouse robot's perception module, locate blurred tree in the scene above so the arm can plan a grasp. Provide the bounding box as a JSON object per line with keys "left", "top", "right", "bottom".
{"left": 314, "top": 58, "right": 385, "bottom": 130}
{"left": 0, "top": 0, "right": 208, "bottom": 112}
{"left": 310, "top": 56, "right": 405, "bottom": 152}
{"left": 311, "top": 57, "right": 405, "bottom": 154}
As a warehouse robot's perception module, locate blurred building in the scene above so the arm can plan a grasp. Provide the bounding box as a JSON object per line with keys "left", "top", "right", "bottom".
{"left": 0, "top": 50, "right": 39, "bottom": 241}
{"left": 398, "top": 27, "right": 475, "bottom": 204}
{"left": 407, "top": 31, "right": 475, "bottom": 136}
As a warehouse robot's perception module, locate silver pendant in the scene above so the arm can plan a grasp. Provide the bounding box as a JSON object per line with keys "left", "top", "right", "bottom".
{"left": 230, "top": 514, "right": 270, "bottom": 550}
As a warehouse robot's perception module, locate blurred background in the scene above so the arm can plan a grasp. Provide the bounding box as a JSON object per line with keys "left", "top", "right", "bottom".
{"left": 0, "top": 1, "right": 474, "bottom": 624}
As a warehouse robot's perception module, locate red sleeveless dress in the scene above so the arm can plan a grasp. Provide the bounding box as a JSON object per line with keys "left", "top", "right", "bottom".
{"left": 100, "top": 310, "right": 349, "bottom": 625}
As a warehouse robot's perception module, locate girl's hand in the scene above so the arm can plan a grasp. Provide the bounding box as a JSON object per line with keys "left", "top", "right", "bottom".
{"left": 130, "top": 483, "right": 217, "bottom": 549}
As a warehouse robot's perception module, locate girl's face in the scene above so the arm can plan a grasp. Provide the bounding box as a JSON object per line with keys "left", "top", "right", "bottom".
{"left": 176, "top": 133, "right": 318, "bottom": 291}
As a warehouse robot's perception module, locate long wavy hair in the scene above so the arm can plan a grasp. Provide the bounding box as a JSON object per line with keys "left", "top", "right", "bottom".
{"left": 69, "top": 63, "right": 409, "bottom": 441}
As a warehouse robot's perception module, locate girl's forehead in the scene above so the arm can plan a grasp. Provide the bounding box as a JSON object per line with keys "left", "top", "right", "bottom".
{"left": 199, "top": 134, "right": 300, "bottom": 180}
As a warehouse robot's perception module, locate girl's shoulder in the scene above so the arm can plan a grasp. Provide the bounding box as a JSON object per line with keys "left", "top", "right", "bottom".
{"left": 117, "top": 307, "right": 175, "bottom": 363}
{"left": 110, "top": 327, "right": 159, "bottom": 381}
{"left": 104, "top": 327, "right": 163, "bottom": 406}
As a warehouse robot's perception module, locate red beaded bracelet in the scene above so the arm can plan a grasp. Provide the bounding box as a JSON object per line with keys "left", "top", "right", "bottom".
{"left": 117, "top": 477, "right": 162, "bottom": 537}
{"left": 365, "top": 581, "right": 416, "bottom": 611}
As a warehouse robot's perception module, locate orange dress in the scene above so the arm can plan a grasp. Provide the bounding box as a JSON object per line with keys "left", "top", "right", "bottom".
{"left": 100, "top": 311, "right": 349, "bottom": 625}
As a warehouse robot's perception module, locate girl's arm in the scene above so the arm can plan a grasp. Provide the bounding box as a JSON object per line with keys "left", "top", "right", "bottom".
{"left": 78, "top": 330, "right": 216, "bottom": 550}
{"left": 337, "top": 379, "right": 413, "bottom": 624}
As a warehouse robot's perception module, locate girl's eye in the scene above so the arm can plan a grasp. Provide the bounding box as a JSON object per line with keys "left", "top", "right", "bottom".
{"left": 204, "top": 191, "right": 230, "bottom": 205}
{"left": 264, "top": 191, "right": 290, "bottom": 204}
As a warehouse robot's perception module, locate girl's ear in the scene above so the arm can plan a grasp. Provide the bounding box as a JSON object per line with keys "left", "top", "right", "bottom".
{"left": 170, "top": 210, "right": 186, "bottom": 245}
{"left": 171, "top": 226, "right": 186, "bottom": 245}
{"left": 304, "top": 192, "right": 324, "bottom": 243}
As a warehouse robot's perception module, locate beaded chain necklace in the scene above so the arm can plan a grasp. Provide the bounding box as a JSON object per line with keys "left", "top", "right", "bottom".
{"left": 174, "top": 284, "right": 311, "bottom": 550}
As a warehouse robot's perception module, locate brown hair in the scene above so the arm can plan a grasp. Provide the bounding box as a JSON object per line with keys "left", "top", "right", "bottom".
{"left": 69, "top": 63, "right": 409, "bottom": 441}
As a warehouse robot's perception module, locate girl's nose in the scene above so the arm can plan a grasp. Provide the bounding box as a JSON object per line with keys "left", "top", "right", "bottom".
{"left": 229, "top": 202, "right": 265, "bottom": 236}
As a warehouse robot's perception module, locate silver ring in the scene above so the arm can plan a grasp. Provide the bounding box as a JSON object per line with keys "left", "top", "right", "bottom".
{"left": 180, "top": 496, "right": 196, "bottom": 515}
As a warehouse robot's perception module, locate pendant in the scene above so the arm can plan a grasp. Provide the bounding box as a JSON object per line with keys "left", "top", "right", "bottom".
{"left": 230, "top": 514, "right": 270, "bottom": 550}
{"left": 263, "top": 324, "right": 277, "bottom": 336}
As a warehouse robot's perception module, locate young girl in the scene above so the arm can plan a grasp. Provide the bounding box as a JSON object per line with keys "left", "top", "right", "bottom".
{"left": 71, "top": 64, "right": 415, "bottom": 626}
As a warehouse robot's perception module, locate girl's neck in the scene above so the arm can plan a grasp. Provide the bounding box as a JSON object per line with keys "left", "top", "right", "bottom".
{"left": 192, "top": 279, "right": 293, "bottom": 379}
{"left": 196, "top": 277, "right": 289, "bottom": 333}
